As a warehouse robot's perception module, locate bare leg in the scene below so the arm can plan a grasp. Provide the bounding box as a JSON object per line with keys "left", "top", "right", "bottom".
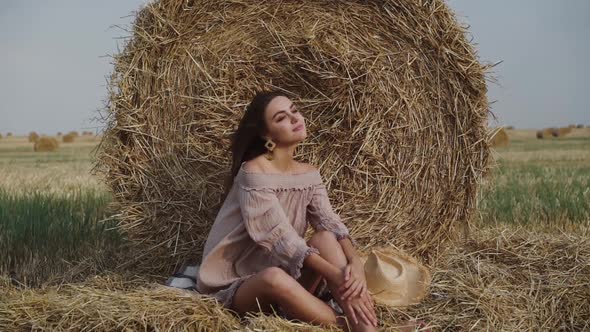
{"left": 308, "top": 231, "right": 378, "bottom": 332}
{"left": 231, "top": 266, "right": 345, "bottom": 328}
{"left": 297, "top": 264, "right": 323, "bottom": 295}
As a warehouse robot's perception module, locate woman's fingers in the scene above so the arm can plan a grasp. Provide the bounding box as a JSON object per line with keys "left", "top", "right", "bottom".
{"left": 340, "top": 279, "right": 355, "bottom": 299}
{"left": 345, "top": 302, "right": 358, "bottom": 325}
{"left": 351, "top": 281, "right": 363, "bottom": 299}
{"left": 338, "top": 275, "right": 355, "bottom": 293}
{"left": 362, "top": 286, "right": 374, "bottom": 309}
{"left": 360, "top": 300, "right": 378, "bottom": 327}
{"left": 354, "top": 301, "right": 373, "bottom": 327}
{"left": 361, "top": 288, "right": 372, "bottom": 310}
{"left": 344, "top": 265, "right": 351, "bottom": 281}
{"left": 353, "top": 290, "right": 377, "bottom": 326}
{"left": 342, "top": 279, "right": 361, "bottom": 300}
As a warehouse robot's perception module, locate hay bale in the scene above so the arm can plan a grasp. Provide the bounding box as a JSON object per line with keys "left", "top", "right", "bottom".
{"left": 57, "top": 131, "right": 63, "bottom": 136}
{"left": 539, "top": 128, "right": 555, "bottom": 138}
{"left": 505, "top": 125, "right": 514, "bottom": 130}
{"left": 33, "top": 136, "right": 59, "bottom": 152}
{"left": 536, "top": 130, "right": 544, "bottom": 139}
{"left": 576, "top": 124, "right": 584, "bottom": 129}
{"left": 28, "top": 131, "right": 39, "bottom": 143}
{"left": 62, "top": 133, "right": 75, "bottom": 143}
{"left": 96, "top": 0, "right": 492, "bottom": 271}
{"left": 6, "top": 132, "right": 13, "bottom": 137}
{"left": 551, "top": 127, "right": 572, "bottom": 137}
{"left": 488, "top": 127, "right": 509, "bottom": 147}
{"left": 67, "top": 131, "right": 79, "bottom": 137}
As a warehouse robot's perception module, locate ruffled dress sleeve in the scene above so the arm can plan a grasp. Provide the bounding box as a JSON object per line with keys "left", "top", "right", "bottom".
{"left": 238, "top": 185, "right": 319, "bottom": 280}
{"left": 306, "top": 183, "right": 354, "bottom": 244}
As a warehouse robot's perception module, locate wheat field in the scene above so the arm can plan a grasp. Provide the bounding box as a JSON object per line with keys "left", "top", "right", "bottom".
{"left": 0, "top": 128, "right": 589, "bottom": 330}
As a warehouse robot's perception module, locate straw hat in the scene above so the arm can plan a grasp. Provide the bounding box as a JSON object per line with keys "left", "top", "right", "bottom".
{"left": 358, "top": 247, "right": 431, "bottom": 307}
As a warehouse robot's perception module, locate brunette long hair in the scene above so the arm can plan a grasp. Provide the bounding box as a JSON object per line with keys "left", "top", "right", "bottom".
{"left": 220, "top": 90, "right": 290, "bottom": 201}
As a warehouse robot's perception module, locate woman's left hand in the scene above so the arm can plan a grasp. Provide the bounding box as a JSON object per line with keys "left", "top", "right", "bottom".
{"left": 338, "top": 257, "right": 371, "bottom": 303}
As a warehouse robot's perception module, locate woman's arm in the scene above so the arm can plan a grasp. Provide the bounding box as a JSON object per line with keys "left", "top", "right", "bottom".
{"left": 339, "top": 237, "right": 361, "bottom": 264}
{"left": 301, "top": 238, "right": 362, "bottom": 290}
{"left": 302, "top": 252, "right": 344, "bottom": 285}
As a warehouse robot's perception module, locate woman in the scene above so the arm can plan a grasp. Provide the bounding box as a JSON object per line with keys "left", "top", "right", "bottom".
{"left": 197, "top": 90, "right": 378, "bottom": 331}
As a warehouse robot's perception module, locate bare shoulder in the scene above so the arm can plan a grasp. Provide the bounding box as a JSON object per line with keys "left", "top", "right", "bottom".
{"left": 242, "top": 158, "right": 317, "bottom": 174}
{"left": 242, "top": 158, "right": 265, "bottom": 173}
{"left": 297, "top": 162, "right": 318, "bottom": 173}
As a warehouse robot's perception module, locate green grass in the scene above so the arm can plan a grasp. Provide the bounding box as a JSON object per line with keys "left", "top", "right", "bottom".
{"left": 503, "top": 136, "right": 590, "bottom": 152}
{"left": 478, "top": 162, "right": 590, "bottom": 225}
{"left": 0, "top": 188, "right": 124, "bottom": 286}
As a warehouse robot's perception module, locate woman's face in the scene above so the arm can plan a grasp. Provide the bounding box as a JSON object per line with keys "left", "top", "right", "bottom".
{"left": 263, "top": 96, "right": 307, "bottom": 145}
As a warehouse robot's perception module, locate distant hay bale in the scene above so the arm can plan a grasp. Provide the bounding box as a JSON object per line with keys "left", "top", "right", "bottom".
{"left": 67, "top": 131, "right": 79, "bottom": 137}
{"left": 551, "top": 127, "right": 572, "bottom": 138}
{"left": 28, "top": 131, "right": 39, "bottom": 143}
{"left": 6, "top": 132, "right": 13, "bottom": 137}
{"left": 62, "top": 133, "right": 76, "bottom": 143}
{"left": 538, "top": 128, "right": 555, "bottom": 139}
{"left": 96, "top": 0, "right": 492, "bottom": 272}
{"left": 536, "top": 130, "right": 544, "bottom": 139}
{"left": 33, "top": 136, "right": 59, "bottom": 152}
{"left": 82, "top": 131, "right": 94, "bottom": 136}
{"left": 489, "top": 127, "right": 509, "bottom": 147}
{"left": 576, "top": 124, "right": 584, "bottom": 129}
{"left": 505, "top": 125, "right": 514, "bottom": 130}
{"left": 57, "top": 132, "right": 63, "bottom": 136}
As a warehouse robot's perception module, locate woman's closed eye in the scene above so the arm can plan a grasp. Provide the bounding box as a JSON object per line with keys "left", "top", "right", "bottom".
{"left": 277, "top": 109, "right": 298, "bottom": 122}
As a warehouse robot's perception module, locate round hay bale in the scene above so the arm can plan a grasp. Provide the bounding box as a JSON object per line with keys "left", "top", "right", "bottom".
{"left": 536, "top": 130, "right": 544, "bottom": 139}
{"left": 57, "top": 132, "right": 63, "bottom": 136}
{"left": 6, "top": 132, "right": 13, "bottom": 137}
{"left": 542, "top": 128, "right": 555, "bottom": 138}
{"left": 28, "top": 131, "right": 39, "bottom": 143}
{"left": 33, "top": 136, "right": 59, "bottom": 152}
{"left": 96, "top": 0, "right": 492, "bottom": 271}
{"left": 505, "top": 125, "right": 514, "bottom": 130}
{"left": 62, "top": 133, "right": 76, "bottom": 143}
{"left": 576, "top": 124, "right": 584, "bottom": 129}
{"left": 489, "top": 127, "right": 509, "bottom": 147}
{"left": 67, "top": 131, "right": 79, "bottom": 137}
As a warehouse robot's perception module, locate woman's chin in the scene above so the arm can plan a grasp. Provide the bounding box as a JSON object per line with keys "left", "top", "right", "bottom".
{"left": 293, "top": 131, "right": 307, "bottom": 141}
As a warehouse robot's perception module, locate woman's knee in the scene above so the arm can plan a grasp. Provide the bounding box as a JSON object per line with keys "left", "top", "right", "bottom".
{"left": 258, "top": 267, "right": 297, "bottom": 295}
{"left": 309, "top": 230, "right": 337, "bottom": 248}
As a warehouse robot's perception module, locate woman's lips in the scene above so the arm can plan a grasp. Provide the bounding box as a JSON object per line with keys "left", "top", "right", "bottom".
{"left": 293, "top": 124, "right": 304, "bottom": 132}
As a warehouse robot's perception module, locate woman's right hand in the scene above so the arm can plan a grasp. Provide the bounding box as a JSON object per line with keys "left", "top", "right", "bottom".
{"left": 327, "top": 266, "right": 377, "bottom": 327}
{"left": 340, "top": 293, "right": 378, "bottom": 327}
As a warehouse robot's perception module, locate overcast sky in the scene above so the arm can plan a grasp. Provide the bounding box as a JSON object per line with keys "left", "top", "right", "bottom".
{"left": 1, "top": 0, "right": 588, "bottom": 135}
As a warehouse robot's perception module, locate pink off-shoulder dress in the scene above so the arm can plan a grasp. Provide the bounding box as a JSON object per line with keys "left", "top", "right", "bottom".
{"left": 196, "top": 161, "right": 352, "bottom": 310}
